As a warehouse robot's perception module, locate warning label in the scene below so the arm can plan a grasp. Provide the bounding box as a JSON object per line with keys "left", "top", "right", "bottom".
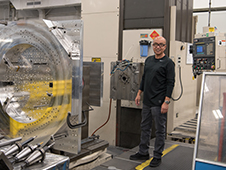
{"left": 140, "top": 34, "right": 148, "bottom": 38}
{"left": 150, "top": 30, "right": 160, "bottom": 40}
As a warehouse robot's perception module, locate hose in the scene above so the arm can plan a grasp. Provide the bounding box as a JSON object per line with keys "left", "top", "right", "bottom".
{"left": 172, "top": 66, "right": 183, "bottom": 101}
{"left": 91, "top": 98, "right": 112, "bottom": 136}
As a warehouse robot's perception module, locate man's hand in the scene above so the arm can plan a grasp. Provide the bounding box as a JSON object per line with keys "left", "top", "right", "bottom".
{"left": 135, "top": 90, "right": 142, "bottom": 106}
{"left": 161, "top": 102, "right": 169, "bottom": 114}
{"left": 135, "top": 95, "right": 141, "bottom": 106}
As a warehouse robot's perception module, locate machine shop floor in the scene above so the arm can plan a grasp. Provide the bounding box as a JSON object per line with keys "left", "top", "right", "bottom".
{"left": 93, "top": 139, "right": 194, "bottom": 170}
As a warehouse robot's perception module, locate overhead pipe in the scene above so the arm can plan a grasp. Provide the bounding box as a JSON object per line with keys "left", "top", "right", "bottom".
{"left": 208, "top": 0, "right": 211, "bottom": 27}
{"left": 193, "top": 6, "right": 226, "bottom": 13}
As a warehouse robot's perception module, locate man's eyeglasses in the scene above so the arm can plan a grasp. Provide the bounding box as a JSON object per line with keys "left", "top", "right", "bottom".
{"left": 153, "top": 43, "right": 166, "bottom": 48}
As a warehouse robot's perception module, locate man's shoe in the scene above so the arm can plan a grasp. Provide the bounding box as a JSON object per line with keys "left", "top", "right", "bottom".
{"left": 149, "top": 157, "right": 161, "bottom": 167}
{"left": 129, "top": 152, "right": 149, "bottom": 160}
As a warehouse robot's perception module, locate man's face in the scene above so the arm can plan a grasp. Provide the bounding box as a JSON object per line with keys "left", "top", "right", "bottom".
{"left": 152, "top": 37, "right": 166, "bottom": 55}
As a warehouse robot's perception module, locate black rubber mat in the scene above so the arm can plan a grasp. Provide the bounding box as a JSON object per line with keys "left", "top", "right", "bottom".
{"left": 144, "top": 146, "right": 194, "bottom": 170}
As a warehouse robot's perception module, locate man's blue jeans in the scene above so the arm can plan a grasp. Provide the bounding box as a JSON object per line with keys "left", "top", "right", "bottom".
{"left": 139, "top": 104, "right": 167, "bottom": 159}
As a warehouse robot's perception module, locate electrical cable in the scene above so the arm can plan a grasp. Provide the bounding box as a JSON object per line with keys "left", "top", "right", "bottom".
{"left": 110, "top": 60, "right": 131, "bottom": 75}
{"left": 111, "top": 62, "right": 130, "bottom": 75}
{"left": 172, "top": 66, "right": 183, "bottom": 101}
{"left": 124, "top": 45, "right": 134, "bottom": 59}
{"left": 91, "top": 98, "right": 112, "bottom": 136}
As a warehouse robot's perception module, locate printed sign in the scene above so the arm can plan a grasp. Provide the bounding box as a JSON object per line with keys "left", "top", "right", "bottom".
{"left": 150, "top": 30, "right": 160, "bottom": 40}
{"left": 209, "top": 27, "right": 215, "bottom": 32}
{"left": 92, "top": 58, "right": 101, "bottom": 62}
{"left": 140, "top": 34, "right": 148, "bottom": 38}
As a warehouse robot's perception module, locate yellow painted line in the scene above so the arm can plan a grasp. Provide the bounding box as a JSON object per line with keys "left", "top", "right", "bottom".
{"left": 135, "top": 144, "right": 179, "bottom": 170}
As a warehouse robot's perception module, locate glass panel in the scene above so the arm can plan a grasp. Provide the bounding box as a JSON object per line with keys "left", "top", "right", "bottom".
{"left": 197, "top": 74, "right": 226, "bottom": 163}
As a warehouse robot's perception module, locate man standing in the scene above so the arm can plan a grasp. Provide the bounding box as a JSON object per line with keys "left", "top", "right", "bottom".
{"left": 129, "top": 36, "right": 175, "bottom": 167}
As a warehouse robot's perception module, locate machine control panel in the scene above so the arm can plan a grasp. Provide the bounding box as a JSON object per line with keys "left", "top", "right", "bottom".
{"left": 193, "top": 37, "right": 215, "bottom": 70}
{"left": 193, "top": 57, "right": 215, "bottom": 70}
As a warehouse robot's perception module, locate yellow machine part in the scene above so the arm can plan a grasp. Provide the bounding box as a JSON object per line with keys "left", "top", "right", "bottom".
{"left": 9, "top": 79, "right": 72, "bottom": 138}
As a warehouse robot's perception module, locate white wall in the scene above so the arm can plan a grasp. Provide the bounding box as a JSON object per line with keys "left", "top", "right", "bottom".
{"left": 81, "top": 0, "right": 119, "bottom": 146}
{"left": 194, "top": 0, "right": 226, "bottom": 34}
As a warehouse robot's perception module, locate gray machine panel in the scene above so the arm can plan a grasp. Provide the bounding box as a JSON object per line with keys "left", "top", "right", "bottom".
{"left": 110, "top": 62, "right": 143, "bottom": 101}
{"left": 124, "top": 0, "right": 165, "bottom": 29}
{"left": 83, "top": 62, "right": 104, "bottom": 107}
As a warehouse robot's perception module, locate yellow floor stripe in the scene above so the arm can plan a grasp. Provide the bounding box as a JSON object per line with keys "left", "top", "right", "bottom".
{"left": 135, "top": 144, "right": 179, "bottom": 170}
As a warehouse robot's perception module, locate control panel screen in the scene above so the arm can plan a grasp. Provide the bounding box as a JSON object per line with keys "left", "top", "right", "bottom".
{"left": 197, "top": 45, "right": 205, "bottom": 54}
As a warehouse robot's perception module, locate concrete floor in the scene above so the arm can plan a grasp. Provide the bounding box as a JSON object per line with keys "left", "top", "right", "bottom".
{"left": 92, "top": 139, "right": 194, "bottom": 170}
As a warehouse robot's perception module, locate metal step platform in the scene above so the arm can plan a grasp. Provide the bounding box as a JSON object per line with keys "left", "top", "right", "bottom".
{"left": 92, "top": 139, "right": 194, "bottom": 170}
{"left": 168, "top": 116, "right": 198, "bottom": 144}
